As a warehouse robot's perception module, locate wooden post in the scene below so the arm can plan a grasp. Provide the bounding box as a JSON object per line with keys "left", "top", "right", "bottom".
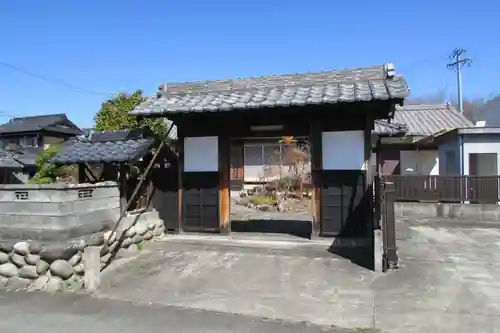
{"left": 118, "top": 164, "right": 128, "bottom": 214}
{"left": 177, "top": 136, "right": 184, "bottom": 233}
{"left": 310, "top": 120, "right": 323, "bottom": 237}
{"left": 364, "top": 114, "right": 375, "bottom": 236}
{"left": 218, "top": 135, "right": 230, "bottom": 234}
{"left": 78, "top": 164, "right": 87, "bottom": 183}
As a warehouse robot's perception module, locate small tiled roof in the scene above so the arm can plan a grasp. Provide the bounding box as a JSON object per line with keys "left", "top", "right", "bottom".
{"left": 373, "top": 120, "right": 408, "bottom": 135}
{"left": 50, "top": 129, "right": 155, "bottom": 164}
{"left": 0, "top": 151, "right": 23, "bottom": 169}
{"left": 130, "top": 63, "right": 409, "bottom": 116}
{"left": 374, "top": 104, "right": 473, "bottom": 137}
{"left": 9, "top": 147, "right": 39, "bottom": 166}
{"left": 0, "top": 114, "right": 81, "bottom": 135}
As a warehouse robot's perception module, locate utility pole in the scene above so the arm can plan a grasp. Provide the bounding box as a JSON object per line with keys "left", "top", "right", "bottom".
{"left": 447, "top": 48, "right": 472, "bottom": 114}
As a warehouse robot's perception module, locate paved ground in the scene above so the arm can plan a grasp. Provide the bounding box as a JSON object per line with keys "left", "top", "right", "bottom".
{"left": 98, "top": 234, "right": 376, "bottom": 330}
{"left": 0, "top": 290, "right": 362, "bottom": 333}
{"left": 3, "top": 220, "right": 500, "bottom": 332}
{"left": 96, "top": 220, "right": 500, "bottom": 332}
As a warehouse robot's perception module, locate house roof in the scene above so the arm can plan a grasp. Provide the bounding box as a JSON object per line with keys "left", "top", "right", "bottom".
{"left": 50, "top": 129, "right": 156, "bottom": 164}
{"left": 374, "top": 103, "right": 473, "bottom": 137}
{"left": 0, "top": 113, "right": 83, "bottom": 135}
{"left": 130, "top": 63, "right": 409, "bottom": 116}
{"left": 9, "top": 147, "right": 39, "bottom": 166}
{"left": 0, "top": 151, "right": 23, "bottom": 169}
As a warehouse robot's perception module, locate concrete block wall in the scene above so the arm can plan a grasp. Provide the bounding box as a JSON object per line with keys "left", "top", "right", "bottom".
{"left": 395, "top": 201, "right": 500, "bottom": 221}
{"left": 0, "top": 182, "right": 120, "bottom": 241}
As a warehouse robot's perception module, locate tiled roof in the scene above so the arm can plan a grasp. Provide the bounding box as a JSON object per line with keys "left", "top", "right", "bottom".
{"left": 130, "top": 64, "right": 409, "bottom": 116}
{"left": 0, "top": 114, "right": 78, "bottom": 135}
{"left": 9, "top": 147, "right": 40, "bottom": 166}
{"left": 373, "top": 120, "right": 408, "bottom": 135}
{"left": 50, "top": 129, "right": 155, "bottom": 164}
{"left": 374, "top": 104, "right": 473, "bottom": 136}
{"left": 0, "top": 151, "right": 23, "bottom": 169}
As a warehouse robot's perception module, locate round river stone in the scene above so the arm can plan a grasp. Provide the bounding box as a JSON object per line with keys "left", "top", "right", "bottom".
{"left": 13, "top": 242, "right": 30, "bottom": 256}
{"left": 49, "top": 260, "right": 74, "bottom": 280}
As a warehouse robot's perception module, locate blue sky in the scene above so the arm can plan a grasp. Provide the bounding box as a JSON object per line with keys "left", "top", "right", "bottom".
{"left": 0, "top": 0, "right": 497, "bottom": 128}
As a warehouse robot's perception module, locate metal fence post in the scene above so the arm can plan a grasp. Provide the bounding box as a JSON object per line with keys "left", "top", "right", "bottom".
{"left": 382, "top": 181, "right": 398, "bottom": 270}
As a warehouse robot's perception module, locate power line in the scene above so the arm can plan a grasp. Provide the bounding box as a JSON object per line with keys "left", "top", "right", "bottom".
{"left": 447, "top": 48, "right": 472, "bottom": 114}
{"left": 0, "top": 61, "right": 109, "bottom": 96}
{"left": 401, "top": 53, "right": 450, "bottom": 74}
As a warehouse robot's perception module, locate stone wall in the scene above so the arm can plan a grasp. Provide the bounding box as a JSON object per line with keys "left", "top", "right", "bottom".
{"left": 0, "top": 182, "right": 167, "bottom": 291}
{"left": 0, "top": 212, "right": 166, "bottom": 292}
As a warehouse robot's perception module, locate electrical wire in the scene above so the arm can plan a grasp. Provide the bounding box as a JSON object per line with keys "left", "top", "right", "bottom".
{"left": 0, "top": 61, "right": 109, "bottom": 96}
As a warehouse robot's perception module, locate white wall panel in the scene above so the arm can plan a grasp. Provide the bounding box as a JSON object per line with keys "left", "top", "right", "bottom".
{"left": 184, "top": 136, "right": 219, "bottom": 172}
{"left": 322, "top": 130, "right": 365, "bottom": 170}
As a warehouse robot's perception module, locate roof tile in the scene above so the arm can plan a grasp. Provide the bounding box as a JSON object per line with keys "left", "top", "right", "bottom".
{"left": 374, "top": 104, "right": 473, "bottom": 136}
{"left": 131, "top": 64, "right": 409, "bottom": 116}
{"left": 51, "top": 129, "right": 155, "bottom": 164}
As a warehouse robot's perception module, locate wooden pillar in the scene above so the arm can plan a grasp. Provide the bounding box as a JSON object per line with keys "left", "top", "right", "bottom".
{"left": 310, "top": 120, "right": 323, "bottom": 237}
{"left": 364, "top": 114, "right": 374, "bottom": 185}
{"left": 177, "top": 135, "right": 184, "bottom": 233}
{"left": 78, "top": 164, "right": 86, "bottom": 183}
{"left": 364, "top": 114, "right": 375, "bottom": 235}
{"left": 218, "top": 135, "right": 231, "bottom": 234}
{"left": 118, "top": 164, "right": 128, "bottom": 213}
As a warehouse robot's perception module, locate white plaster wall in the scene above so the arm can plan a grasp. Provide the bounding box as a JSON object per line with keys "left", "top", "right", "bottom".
{"left": 322, "top": 130, "right": 364, "bottom": 170}
{"left": 184, "top": 136, "right": 219, "bottom": 172}
{"left": 400, "top": 150, "right": 439, "bottom": 175}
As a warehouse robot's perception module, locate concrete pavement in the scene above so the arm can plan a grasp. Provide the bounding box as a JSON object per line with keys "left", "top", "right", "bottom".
{"left": 96, "top": 221, "right": 500, "bottom": 332}
{"left": 0, "top": 291, "right": 371, "bottom": 333}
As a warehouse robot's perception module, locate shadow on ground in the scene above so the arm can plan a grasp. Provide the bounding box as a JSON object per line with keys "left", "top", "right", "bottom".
{"left": 231, "top": 219, "right": 312, "bottom": 239}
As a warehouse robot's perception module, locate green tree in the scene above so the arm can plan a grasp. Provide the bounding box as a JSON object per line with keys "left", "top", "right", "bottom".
{"left": 93, "top": 90, "right": 168, "bottom": 138}
{"left": 29, "top": 145, "right": 76, "bottom": 184}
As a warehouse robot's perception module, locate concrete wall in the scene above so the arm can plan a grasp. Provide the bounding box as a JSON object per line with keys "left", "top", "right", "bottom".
{"left": 0, "top": 182, "right": 120, "bottom": 241}
{"left": 395, "top": 201, "right": 500, "bottom": 221}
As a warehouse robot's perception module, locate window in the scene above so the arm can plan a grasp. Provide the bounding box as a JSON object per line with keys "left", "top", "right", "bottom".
{"left": 244, "top": 145, "right": 263, "bottom": 166}
{"left": 20, "top": 136, "right": 37, "bottom": 147}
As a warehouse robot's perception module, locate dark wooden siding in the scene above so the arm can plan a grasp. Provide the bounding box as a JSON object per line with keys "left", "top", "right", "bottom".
{"left": 182, "top": 171, "right": 220, "bottom": 232}
{"left": 378, "top": 149, "right": 401, "bottom": 175}
{"left": 321, "top": 170, "right": 370, "bottom": 237}
{"left": 150, "top": 153, "right": 179, "bottom": 232}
